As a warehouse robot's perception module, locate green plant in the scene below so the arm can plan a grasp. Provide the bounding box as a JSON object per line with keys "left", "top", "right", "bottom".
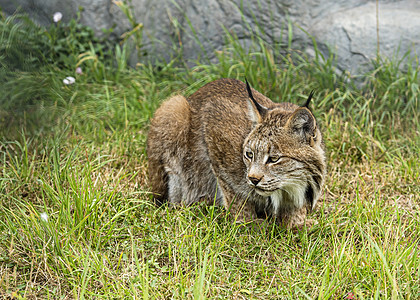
{"left": 45, "top": 10, "right": 115, "bottom": 69}
{"left": 0, "top": 14, "right": 49, "bottom": 72}
{"left": 114, "top": 0, "right": 145, "bottom": 61}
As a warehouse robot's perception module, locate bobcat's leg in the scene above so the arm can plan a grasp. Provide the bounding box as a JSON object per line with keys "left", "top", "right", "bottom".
{"left": 147, "top": 157, "right": 168, "bottom": 206}
{"left": 146, "top": 95, "right": 190, "bottom": 206}
{"left": 232, "top": 199, "right": 258, "bottom": 223}
{"left": 166, "top": 171, "right": 184, "bottom": 205}
{"left": 218, "top": 182, "right": 258, "bottom": 223}
{"left": 279, "top": 205, "right": 315, "bottom": 229}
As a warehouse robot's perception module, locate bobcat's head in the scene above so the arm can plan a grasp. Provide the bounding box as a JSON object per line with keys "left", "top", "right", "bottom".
{"left": 242, "top": 80, "right": 326, "bottom": 211}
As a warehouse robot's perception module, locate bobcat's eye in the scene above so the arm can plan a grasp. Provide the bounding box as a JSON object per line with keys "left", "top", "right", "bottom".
{"left": 245, "top": 151, "right": 253, "bottom": 160}
{"left": 266, "top": 156, "right": 281, "bottom": 164}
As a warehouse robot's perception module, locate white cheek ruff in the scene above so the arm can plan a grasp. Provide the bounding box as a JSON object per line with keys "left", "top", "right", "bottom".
{"left": 254, "top": 188, "right": 272, "bottom": 197}
{"left": 270, "top": 191, "right": 283, "bottom": 216}
{"left": 285, "top": 184, "right": 307, "bottom": 208}
{"left": 270, "top": 184, "right": 306, "bottom": 215}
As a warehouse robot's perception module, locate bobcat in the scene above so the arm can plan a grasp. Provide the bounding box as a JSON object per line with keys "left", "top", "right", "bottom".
{"left": 146, "top": 78, "right": 326, "bottom": 228}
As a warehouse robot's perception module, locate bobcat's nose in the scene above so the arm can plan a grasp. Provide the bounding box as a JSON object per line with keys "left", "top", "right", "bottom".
{"left": 248, "top": 175, "right": 262, "bottom": 186}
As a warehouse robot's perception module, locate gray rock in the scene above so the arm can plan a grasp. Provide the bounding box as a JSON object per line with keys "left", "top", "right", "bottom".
{"left": 309, "top": 1, "right": 420, "bottom": 76}
{"left": 1, "top": 0, "right": 419, "bottom": 77}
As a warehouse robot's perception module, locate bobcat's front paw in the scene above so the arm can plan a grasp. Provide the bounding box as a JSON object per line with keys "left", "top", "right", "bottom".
{"left": 279, "top": 206, "right": 317, "bottom": 231}
{"left": 284, "top": 216, "right": 318, "bottom": 234}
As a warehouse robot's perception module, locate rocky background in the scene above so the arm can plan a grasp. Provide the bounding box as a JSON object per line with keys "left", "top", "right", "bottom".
{"left": 2, "top": 0, "right": 419, "bottom": 77}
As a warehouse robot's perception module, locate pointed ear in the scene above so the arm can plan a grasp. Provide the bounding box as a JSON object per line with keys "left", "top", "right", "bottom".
{"left": 285, "top": 107, "right": 317, "bottom": 143}
{"left": 245, "top": 78, "right": 268, "bottom": 125}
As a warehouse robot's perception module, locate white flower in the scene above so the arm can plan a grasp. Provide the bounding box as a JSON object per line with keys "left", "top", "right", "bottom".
{"left": 90, "top": 198, "right": 97, "bottom": 209}
{"left": 63, "top": 76, "right": 76, "bottom": 85}
{"left": 40, "top": 212, "right": 49, "bottom": 222}
{"left": 75, "top": 67, "right": 83, "bottom": 75}
{"left": 53, "top": 12, "right": 63, "bottom": 23}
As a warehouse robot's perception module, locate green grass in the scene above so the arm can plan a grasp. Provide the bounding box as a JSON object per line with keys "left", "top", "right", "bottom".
{"left": 0, "top": 9, "right": 419, "bottom": 299}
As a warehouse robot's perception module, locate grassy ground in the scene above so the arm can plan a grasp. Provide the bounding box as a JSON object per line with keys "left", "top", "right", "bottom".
{"left": 0, "top": 11, "right": 419, "bottom": 299}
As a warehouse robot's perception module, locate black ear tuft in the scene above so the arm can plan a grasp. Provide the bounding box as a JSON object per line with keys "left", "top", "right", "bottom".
{"left": 245, "top": 78, "right": 268, "bottom": 119}
{"left": 245, "top": 78, "right": 255, "bottom": 102}
{"left": 302, "top": 90, "right": 315, "bottom": 108}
